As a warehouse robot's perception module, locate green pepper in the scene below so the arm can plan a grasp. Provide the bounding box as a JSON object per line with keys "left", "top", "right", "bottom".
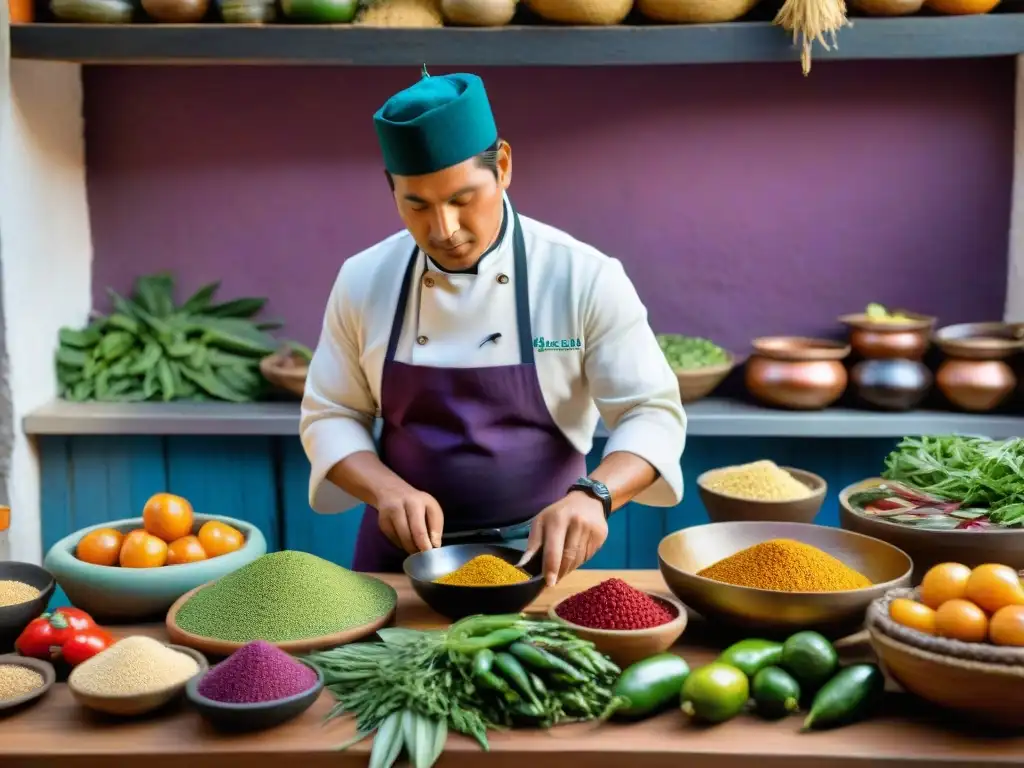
{"left": 509, "top": 642, "right": 588, "bottom": 682}
{"left": 451, "top": 626, "right": 528, "bottom": 654}
{"left": 528, "top": 673, "right": 548, "bottom": 697}
{"left": 717, "top": 639, "right": 784, "bottom": 678}
{"left": 472, "top": 649, "right": 495, "bottom": 677}
{"left": 494, "top": 652, "right": 542, "bottom": 707}
{"left": 475, "top": 670, "right": 519, "bottom": 701}
{"left": 802, "top": 664, "right": 884, "bottom": 731}
{"left": 612, "top": 653, "right": 690, "bottom": 719}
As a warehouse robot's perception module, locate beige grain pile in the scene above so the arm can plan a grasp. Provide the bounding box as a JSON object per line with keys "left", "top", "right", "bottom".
{"left": 69, "top": 636, "right": 199, "bottom": 697}
{"left": 703, "top": 460, "right": 813, "bottom": 502}
{"left": 0, "top": 665, "right": 44, "bottom": 700}
{"left": 0, "top": 580, "right": 40, "bottom": 607}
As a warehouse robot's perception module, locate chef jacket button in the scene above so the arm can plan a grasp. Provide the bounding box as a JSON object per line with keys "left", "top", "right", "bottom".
{"left": 423, "top": 276, "right": 435, "bottom": 288}
{"left": 417, "top": 335, "right": 429, "bottom": 346}
{"left": 497, "top": 273, "right": 509, "bottom": 285}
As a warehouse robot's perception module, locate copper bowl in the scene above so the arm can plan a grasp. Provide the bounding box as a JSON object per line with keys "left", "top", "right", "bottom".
{"left": 657, "top": 521, "right": 912, "bottom": 638}
{"left": 838, "top": 312, "right": 936, "bottom": 360}
{"left": 745, "top": 337, "right": 851, "bottom": 410}
{"left": 839, "top": 479, "right": 1024, "bottom": 583}
{"left": 934, "top": 322, "right": 1024, "bottom": 361}
{"left": 697, "top": 466, "right": 826, "bottom": 524}
{"left": 933, "top": 323, "right": 1022, "bottom": 412}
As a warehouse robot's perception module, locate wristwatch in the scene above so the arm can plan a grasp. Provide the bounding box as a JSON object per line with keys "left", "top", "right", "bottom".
{"left": 568, "top": 477, "right": 612, "bottom": 519}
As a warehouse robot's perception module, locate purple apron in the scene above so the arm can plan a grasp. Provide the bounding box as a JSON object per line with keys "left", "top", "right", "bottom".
{"left": 352, "top": 205, "right": 587, "bottom": 572}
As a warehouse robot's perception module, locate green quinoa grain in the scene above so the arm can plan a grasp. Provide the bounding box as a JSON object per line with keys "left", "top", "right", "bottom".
{"left": 174, "top": 550, "right": 397, "bottom": 643}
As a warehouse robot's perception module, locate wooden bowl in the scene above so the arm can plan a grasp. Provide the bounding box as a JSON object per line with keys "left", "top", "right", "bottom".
{"left": 186, "top": 661, "right": 324, "bottom": 732}
{"left": 404, "top": 544, "right": 547, "bottom": 621}
{"left": 0, "top": 562, "right": 56, "bottom": 653}
{"left": 44, "top": 515, "right": 267, "bottom": 621}
{"left": 165, "top": 579, "right": 397, "bottom": 657}
{"left": 259, "top": 352, "right": 308, "bottom": 398}
{"left": 637, "top": 0, "right": 757, "bottom": 22}
{"left": 839, "top": 478, "right": 1024, "bottom": 583}
{"left": 547, "top": 592, "right": 687, "bottom": 667}
{"left": 867, "top": 589, "right": 1024, "bottom": 729}
{"left": 673, "top": 353, "right": 738, "bottom": 404}
{"left": 0, "top": 655, "right": 55, "bottom": 711}
{"left": 68, "top": 644, "right": 207, "bottom": 717}
{"left": 657, "top": 521, "right": 912, "bottom": 639}
{"left": 697, "top": 466, "right": 826, "bottom": 524}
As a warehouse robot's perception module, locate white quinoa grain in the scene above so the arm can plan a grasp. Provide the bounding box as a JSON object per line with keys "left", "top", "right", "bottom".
{"left": 69, "top": 636, "right": 199, "bottom": 696}
{"left": 0, "top": 580, "right": 40, "bottom": 607}
{"left": 0, "top": 664, "right": 44, "bottom": 700}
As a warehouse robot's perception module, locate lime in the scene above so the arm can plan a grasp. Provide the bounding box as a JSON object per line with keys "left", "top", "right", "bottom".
{"left": 680, "top": 662, "right": 749, "bottom": 724}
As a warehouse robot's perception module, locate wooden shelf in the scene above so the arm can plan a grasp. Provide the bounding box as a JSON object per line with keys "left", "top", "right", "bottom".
{"left": 21, "top": 398, "right": 1024, "bottom": 438}
{"left": 10, "top": 15, "right": 1024, "bottom": 66}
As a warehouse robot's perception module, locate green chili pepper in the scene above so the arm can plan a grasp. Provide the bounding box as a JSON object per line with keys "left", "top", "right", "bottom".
{"left": 561, "top": 691, "right": 593, "bottom": 715}
{"left": 494, "top": 652, "right": 542, "bottom": 707}
{"left": 472, "top": 648, "right": 495, "bottom": 677}
{"left": 528, "top": 673, "right": 548, "bottom": 697}
{"left": 509, "top": 642, "right": 588, "bottom": 682}
{"left": 475, "top": 670, "right": 519, "bottom": 701}
{"left": 451, "top": 627, "right": 529, "bottom": 654}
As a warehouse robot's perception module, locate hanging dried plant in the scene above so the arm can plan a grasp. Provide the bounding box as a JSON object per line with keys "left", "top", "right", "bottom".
{"left": 773, "top": 0, "right": 850, "bottom": 75}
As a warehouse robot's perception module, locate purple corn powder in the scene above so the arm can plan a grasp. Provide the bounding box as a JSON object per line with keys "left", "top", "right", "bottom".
{"left": 198, "top": 640, "right": 318, "bottom": 704}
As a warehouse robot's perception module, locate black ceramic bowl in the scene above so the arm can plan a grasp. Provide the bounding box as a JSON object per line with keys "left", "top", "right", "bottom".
{"left": 185, "top": 661, "right": 323, "bottom": 732}
{"left": 403, "top": 544, "right": 546, "bottom": 620}
{"left": 0, "top": 562, "right": 56, "bottom": 653}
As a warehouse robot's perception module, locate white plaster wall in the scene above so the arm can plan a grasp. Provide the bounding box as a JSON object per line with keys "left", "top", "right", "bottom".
{"left": 0, "top": 35, "right": 91, "bottom": 562}
{"left": 1006, "top": 56, "right": 1024, "bottom": 323}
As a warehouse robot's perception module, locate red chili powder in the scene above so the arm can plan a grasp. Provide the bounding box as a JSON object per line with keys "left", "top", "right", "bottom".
{"left": 555, "top": 578, "right": 675, "bottom": 630}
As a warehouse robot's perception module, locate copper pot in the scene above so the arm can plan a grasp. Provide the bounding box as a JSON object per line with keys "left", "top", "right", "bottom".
{"left": 837, "top": 313, "right": 935, "bottom": 361}
{"left": 933, "top": 322, "right": 1023, "bottom": 412}
{"left": 745, "top": 337, "right": 851, "bottom": 410}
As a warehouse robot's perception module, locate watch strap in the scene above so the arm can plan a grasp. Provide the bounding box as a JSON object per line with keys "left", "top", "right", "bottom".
{"left": 569, "top": 477, "right": 612, "bottom": 519}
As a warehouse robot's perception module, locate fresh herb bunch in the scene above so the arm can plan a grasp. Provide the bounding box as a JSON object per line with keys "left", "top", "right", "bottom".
{"left": 304, "top": 614, "right": 624, "bottom": 768}
{"left": 656, "top": 334, "right": 730, "bottom": 370}
{"left": 881, "top": 435, "right": 1024, "bottom": 526}
{"left": 56, "top": 273, "right": 284, "bottom": 403}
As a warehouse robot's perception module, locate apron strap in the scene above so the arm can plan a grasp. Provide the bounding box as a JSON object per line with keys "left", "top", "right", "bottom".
{"left": 385, "top": 201, "right": 533, "bottom": 365}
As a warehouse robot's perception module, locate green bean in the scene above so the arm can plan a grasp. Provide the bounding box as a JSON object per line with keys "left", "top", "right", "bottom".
{"left": 449, "top": 627, "right": 528, "bottom": 654}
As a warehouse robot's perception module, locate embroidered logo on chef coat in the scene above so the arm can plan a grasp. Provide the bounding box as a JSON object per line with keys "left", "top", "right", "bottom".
{"left": 533, "top": 336, "right": 583, "bottom": 353}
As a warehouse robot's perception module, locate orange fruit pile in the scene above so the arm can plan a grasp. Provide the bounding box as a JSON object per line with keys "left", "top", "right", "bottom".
{"left": 889, "top": 562, "right": 1024, "bottom": 647}
{"left": 75, "top": 493, "right": 245, "bottom": 569}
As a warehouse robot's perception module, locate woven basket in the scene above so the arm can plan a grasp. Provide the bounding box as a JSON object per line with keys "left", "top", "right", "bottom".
{"left": 259, "top": 353, "right": 308, "bottom": 399}
{"left": 637, "top": 0, "right": 756, "bottom": 22}
{"left": 867, "top": 588, "right": 1024, "bottom": 728}
{"left": 525, "top": 0, "right": 631, "bottom": 24}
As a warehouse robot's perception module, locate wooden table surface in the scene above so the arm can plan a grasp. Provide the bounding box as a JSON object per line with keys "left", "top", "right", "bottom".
{"left": 1, "top": 570, "right": 1021, "bottom": 768}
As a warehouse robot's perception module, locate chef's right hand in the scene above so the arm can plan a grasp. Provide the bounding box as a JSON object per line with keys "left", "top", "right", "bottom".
{"left": 376, "top": 488, "right": 444, "bottom": 554}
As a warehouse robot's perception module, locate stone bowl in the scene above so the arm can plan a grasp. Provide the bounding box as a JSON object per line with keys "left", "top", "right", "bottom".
{"left": 697, "top": 466, "right": 826, "bottom": 524}
{"left": 0, "top": 561, "right": 56, "bottom": 653}
{"left": 44, "top": 515, "right": 267, "bottom": 621}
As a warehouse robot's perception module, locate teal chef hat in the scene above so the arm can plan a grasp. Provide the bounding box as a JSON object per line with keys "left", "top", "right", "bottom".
{"left": 374, "top": 68, "right": 498, "bottom": 177}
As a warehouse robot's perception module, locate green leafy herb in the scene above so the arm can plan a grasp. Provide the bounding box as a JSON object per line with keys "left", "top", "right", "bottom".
{"left": 656, "top": 334, "right": 730, "bottom": 370}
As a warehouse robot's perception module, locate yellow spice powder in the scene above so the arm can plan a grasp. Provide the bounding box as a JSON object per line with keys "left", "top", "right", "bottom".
{"left": 697, "top": 538, "right": 872, "bottom": 592}
{"left": 703, "top": 460, "right": 814, "bottom": 502}
{"left": 435, "top": 554, "right": 529, "bottom": 587}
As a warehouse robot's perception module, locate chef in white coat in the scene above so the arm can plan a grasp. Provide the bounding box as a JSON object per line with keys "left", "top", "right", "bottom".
{"left": 301, "top": 68, "right": 686, "bottom": 586}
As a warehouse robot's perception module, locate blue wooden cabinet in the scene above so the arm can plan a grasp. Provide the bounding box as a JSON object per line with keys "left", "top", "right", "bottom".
{"left": 37, "top": 434, "right": 896, "bottom": 570}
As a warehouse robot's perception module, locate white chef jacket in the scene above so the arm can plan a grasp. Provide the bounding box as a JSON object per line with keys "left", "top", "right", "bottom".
{"left": 301, "top": 197, "right": 687, "bottom": 515}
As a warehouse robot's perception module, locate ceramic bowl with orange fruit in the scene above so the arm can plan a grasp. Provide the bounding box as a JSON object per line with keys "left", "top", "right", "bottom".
{"left": 43, "top": 494, "right": 267, "bottom": 621}
{"left": 866, "top": 562, "right": 1024, "bottom": 728}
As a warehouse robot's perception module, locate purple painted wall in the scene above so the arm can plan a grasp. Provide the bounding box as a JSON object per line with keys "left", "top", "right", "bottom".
{"left": 86, "top": 60, "right": 1015, "bottom": 353}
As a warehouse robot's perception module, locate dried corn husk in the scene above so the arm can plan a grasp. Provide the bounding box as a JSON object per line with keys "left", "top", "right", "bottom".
{"left": 773, "top": 0, "right": 850, "bottom": 75}
{"left": 356, "top": 0, "right": 443, "bottom": 25}
{"left": 526, "top": 0, "right": 631, "bottom": 24}
{"left": 638, "top": 0, "right": 756, "bottom": 22}
{"left": 442, "top": 0, "right": 516, "bottom": 23}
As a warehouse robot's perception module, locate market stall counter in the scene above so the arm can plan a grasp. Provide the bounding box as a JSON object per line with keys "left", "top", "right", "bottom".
{"left": 0, "top": 571, "right": 1021, "bottom": 768}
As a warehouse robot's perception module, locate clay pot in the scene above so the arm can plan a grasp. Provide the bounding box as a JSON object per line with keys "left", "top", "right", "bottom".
{"left": 933, "top": 322, "right": 1023, "bottom": 412}
{"left": 837, "top": 313, "right": 935, "bottom": 361}
{"left": 851, "top": 359, "right": 932, "bottom": 411}
{"left": 745, "top": 337, "right": 850, "bottom": 410}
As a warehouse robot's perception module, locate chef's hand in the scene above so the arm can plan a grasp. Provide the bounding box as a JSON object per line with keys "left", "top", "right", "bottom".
{"left": 376, "top": 487, "right": 444, "bottom": 554}
{"left": 519, "top": 492, "right": 608, "bottom": 586}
